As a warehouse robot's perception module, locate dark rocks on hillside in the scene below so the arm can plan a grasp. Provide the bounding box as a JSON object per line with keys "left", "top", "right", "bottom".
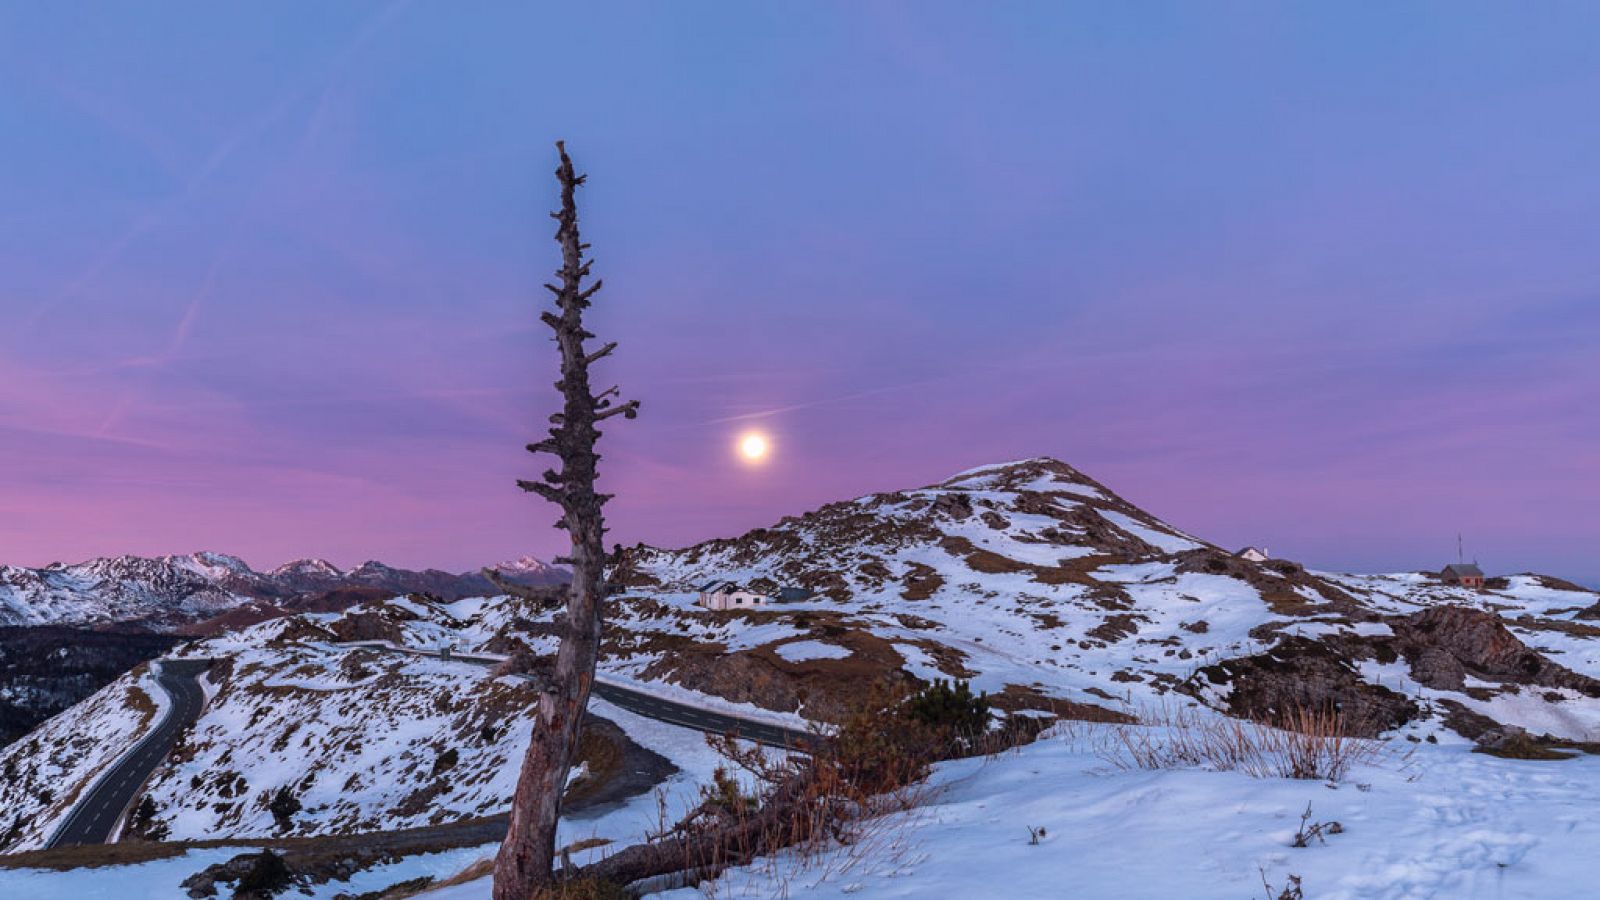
{"left": 1191, "top": 604, "right": 1600, "bottom": 741}
{"left": 1184, "top": 636, "right": 1419, "bottom": 737}
{"left": 1391, "top": 605, "right": 1600, "bottom": 697}
{"left": 931, "top": 492, "right": 974, "bottom": 520}
{"left": 489, "top": 645, "right": 553, "bottom": 682}
{"left": 1052, "top": 505, "right": 1167, "bottom": 558}
{"left": 1470, "top": 723, "right": 1580, "bottom": 760}
{"left": 182, "top": 849, "right": 298, "bottom": 899}
{"left": 326, "top": 610, "right": 405, "bottom": 645}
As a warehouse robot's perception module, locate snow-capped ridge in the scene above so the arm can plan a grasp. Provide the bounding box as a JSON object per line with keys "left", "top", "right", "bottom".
{"left": 628, "top": 454, "right": 1215, "bottom": 604}
{"left": 490, "top": 555, "right": 557, "bottom": 576}
{"left": 0, "top": 551, "right": 569, "bottom": 630}
{"left": 271, "top": 558, "right": 345, "bottom": 578}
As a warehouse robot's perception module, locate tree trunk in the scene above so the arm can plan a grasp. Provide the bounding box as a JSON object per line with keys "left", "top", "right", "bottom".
{"left": 577, "top": 773, "right": 815, "bottom": 889}
{"left": 493, "top": 141, "right": 638, "bottom": 900}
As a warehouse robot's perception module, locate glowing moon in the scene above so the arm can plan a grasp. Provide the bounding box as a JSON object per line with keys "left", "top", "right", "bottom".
{"left": 737, "top": 432, "right": 771, "bottom": 463}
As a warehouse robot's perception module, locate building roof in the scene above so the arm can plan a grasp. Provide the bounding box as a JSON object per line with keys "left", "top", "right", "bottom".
{"left": 1443, "top": 563, "right": 1484, "bottom": 578}
{"left": 700, "top": 580, "right": 770, "bottom": 596}
{"left": 1234, "top": 546, "right": 1269, "bottom": 557}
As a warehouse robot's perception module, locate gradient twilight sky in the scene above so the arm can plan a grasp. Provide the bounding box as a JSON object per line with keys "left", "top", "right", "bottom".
{"left": 1, "top": 3, "right": 1597, "bottom": 584}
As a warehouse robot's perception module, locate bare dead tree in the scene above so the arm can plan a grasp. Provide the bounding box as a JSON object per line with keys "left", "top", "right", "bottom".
{"left": 493, "top": 141, "right": 639, "bottom": 899}
{"left": 480, "top": 567, "right": 568, "bottom": 610}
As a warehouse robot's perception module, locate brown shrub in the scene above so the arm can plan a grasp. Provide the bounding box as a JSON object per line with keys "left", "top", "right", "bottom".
{"left": 1096, "top": 702, "right": 1385, "bottom": 782}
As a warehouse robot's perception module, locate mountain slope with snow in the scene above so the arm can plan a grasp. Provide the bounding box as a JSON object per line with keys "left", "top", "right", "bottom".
{"left": 604, "top": 458, "right": 1600, "bottom": 738}
{"left": 0, "top": 553, "right": 568, "bottom": 631}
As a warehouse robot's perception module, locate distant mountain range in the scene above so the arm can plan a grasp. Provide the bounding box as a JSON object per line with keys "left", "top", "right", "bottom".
{"left": 0, "top": 552, "right": 567, "bottom": 632}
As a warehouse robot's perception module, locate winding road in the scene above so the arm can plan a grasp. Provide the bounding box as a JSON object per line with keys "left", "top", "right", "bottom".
{"left": 340, "top": 641, "right": 817, "bottom": 750}
{"left": 45, "top": 643, "right": 813, "bottom": 849}
{"left": 46, "top": 659, "right": 212, "bottom": 849}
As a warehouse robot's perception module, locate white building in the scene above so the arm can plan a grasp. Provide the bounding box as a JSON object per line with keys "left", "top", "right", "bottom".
{"left": 1235, "top": 546, "right": 1271, "bottom": 563}
{"left": 697, "top": 580, "right": 771, "bottom": 610}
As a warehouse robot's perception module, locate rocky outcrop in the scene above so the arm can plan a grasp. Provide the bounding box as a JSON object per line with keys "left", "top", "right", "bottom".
{"left": 1184, "top": 636, "right": 1419, "bottom": 737}
{"left": 326, "top": 610, "right": 406, "bottom": 645}
{"left": 1390, "top": 605, "right": 1600, "bottom": 697}
{"left": 643, "top": 645, "right": 904, "bottom": 723}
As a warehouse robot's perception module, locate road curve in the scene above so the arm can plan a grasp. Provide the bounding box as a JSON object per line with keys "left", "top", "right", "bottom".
{"left": 339, "top": 642, "right": 817, "bottom": 751}
{"left": 47, "top": 659, "right": 212, "bottom": 849}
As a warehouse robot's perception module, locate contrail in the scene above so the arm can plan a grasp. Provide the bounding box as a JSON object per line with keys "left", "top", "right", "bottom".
{"left": 703, "top": 372, "right": 968, "bottom": 425}
{"left": 23, "top": 0, "right": 414, "bottom": 334}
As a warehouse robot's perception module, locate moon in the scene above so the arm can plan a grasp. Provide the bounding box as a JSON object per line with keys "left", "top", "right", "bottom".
{"left": 737, "top": 432, "right": 771, "bottom": 464}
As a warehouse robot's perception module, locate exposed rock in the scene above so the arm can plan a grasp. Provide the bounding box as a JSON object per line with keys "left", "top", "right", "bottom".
{"left": 1184, "top": 636, "right": 1419, "bottom": 737}
{"left": 1086, "top": 613, "right": 1144, "bottom": 644}
{"left": 643, "top": 638, "right": 914, "bottom": 723}
{"left": 1435, "top": 699, "right": 1500, "bottom": 740}
{"left": 489, "top": 645, "right": 551, "bottom": 681}
{"left": 931, "top": 492, "right": 975, "bottom": 520}
{"left": 1471, "top": 723, "right": 1578, "bottom": 760}
{"left": 1390, "top": 605, "right": 1600, "bottom": 697}
{"left": 183, "top": 849, "right": 298, "bottom": 899}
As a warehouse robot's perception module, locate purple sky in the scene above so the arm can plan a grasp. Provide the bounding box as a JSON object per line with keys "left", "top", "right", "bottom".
{"left": 1, "top": 4, "right": 1596, "bottom": 584}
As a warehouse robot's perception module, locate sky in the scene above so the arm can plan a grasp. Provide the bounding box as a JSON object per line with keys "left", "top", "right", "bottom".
{"left": 0, "top": 2, "right": 1596, "bottom": 584}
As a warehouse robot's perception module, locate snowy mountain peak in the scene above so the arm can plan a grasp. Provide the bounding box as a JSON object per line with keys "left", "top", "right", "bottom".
{"left": 187, "top": 551, "right": 254, "bottom": 573}
{"left": 938, "top": 456, "right": 1112, "bottom": 500}
{"left": 490, "top": 555, "right": 557, "bottom": 576}
{"left": 627, "top": 455, "right": 1210, "bottom": 606}
{"left": 270, "top": 558, "right": 344, "bottom": 579}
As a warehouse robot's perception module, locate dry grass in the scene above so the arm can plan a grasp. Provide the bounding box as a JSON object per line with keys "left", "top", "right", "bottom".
{"left": 1088, "top": 702, "right": 1386, "bottom": 782}
{"left": 420, "top": 856, "right": 494, "bottom": 893}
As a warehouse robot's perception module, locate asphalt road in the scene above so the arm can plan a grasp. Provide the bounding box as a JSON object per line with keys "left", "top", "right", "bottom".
{"left": 342, "top": 642, "right": 817, "bottom": 751}
{"left": 45, "top": 646, "right": 809, "bottom": 850}
{"left": 47, "top": 659, "right": 212, "bottom": 849}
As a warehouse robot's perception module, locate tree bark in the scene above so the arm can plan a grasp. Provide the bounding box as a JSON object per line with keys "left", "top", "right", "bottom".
{"left": 493, "top": 141, "right": 638, "bottom": 900}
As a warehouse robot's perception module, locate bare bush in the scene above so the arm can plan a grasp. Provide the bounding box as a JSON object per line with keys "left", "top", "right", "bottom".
{"left": 1260, "top": 870, "right": 1305, "bottom": 900}
{"left": 1091, "top": 702, "right": 1385, "bottom": 781}
{"left": 575, "top": 681, "right": 954, "bottom": 894}
{"left": 1289, "top": 802, "right": 1344, "bottom": 848}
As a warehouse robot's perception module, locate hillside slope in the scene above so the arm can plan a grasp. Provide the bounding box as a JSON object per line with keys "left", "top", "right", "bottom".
{"left": 607, "top": 458, "right": 1600, "bottom": 736}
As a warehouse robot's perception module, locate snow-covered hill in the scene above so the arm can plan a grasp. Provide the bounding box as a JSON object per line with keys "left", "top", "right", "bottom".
{"left": 596, "top": 458, "right": 1600, "bottom": 739}
{"left": 662, "top": 723, "right": 1600, "bottom": 900}
{"left": 0, "top": 601, "right": 676, "bottom": 852}
{"left": 0, "top": 664, "right": 167, "bottom": 849}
